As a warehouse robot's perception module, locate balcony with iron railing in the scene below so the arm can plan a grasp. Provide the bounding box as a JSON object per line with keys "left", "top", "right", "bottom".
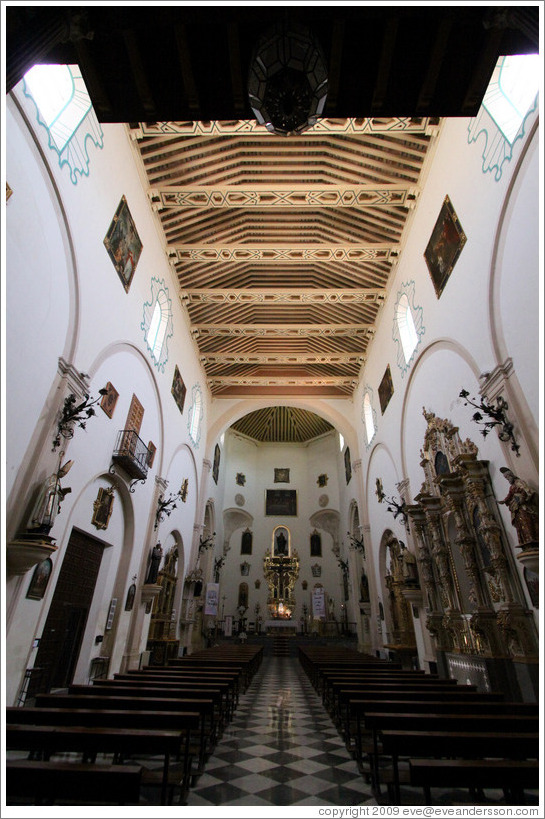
{"left": 111, "top": 429, "right": 151, "bottom": 481}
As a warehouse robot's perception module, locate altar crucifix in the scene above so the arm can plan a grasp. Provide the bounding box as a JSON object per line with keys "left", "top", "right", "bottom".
{"left": 264, "top": 547, "right": 299, "bottom": 619}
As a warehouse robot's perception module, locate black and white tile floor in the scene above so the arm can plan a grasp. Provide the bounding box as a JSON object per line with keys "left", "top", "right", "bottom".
{"left": 186, "top": 654, "right": 375, "bottom": 807}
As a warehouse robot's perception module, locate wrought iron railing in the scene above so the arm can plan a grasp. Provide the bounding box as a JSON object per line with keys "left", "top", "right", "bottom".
{"left": 112, "top": 429, "right": 151, "bottom": 481}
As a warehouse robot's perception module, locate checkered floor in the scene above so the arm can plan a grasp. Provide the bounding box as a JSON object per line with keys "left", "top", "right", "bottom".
{"left": 186, "top": 653, "right": 375, "bottom": 807}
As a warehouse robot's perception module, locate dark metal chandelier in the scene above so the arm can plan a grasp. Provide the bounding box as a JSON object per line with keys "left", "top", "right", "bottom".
{"left": 248, "top": 21, "right": 328, "bottom": 136}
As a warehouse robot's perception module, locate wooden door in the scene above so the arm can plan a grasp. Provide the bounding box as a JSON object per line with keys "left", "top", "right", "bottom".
{"left": 29, "top": 528, "right": 108, "bottom": 696}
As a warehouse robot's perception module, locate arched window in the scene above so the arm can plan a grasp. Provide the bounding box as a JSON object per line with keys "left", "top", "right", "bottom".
{"left": 482, "top": 54, "right": 540, "bottom": 144}
{"left": 147, "top": 289, "right": 170, "bottom": 360}
{"left": 396, "top": 294, "right": 419, "bottom": 363}
{"left": 241, "top": 529, "right": 253, "bottom": 555}
{"left": 310, "top": 531, "right": 322, "bottom": 557}
{"left": 141, "top": 278, "right": 173, "bottom": 372}
{"left": 188, "top": 385, "right": 203, "bottom": 446}
{"left": 22, "top": 64, "right": 103, "bottom": 184}
{"left": 468, "top": 53, "right": 540, "bottom": 181}
{"left": 393, "top": 283, "right": 424, "bottom": 375}
{"left": 238, "top": 583, "right": 249, "bottom": 609}
{"left": 363, "top": 391, "right": 376, "bottom": 446}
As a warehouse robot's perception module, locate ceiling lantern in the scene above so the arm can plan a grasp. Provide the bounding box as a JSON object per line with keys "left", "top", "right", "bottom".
{"left": 248, "top": 22, "right": 328, "bottom": 136}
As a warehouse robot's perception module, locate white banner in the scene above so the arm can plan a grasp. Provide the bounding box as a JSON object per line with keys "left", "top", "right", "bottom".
{"left": 312, "top": 587, "right": 326, "bottom": 619}
{"left": 204, "top": 582, "right": 219, "bottom": 616}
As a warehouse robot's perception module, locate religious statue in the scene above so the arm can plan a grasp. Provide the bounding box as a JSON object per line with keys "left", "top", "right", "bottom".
{"left": 27, "top": 459, "right": 74, "bottom": 535}
{"left": 360, "top": 570, "right": 370, "bottom": 603}
{"left": 399, "top": 542, "right": 419, "bottom": 585}
{"left": 498, "top": 468, "right": 539, "bottom": 548}
{"left": 145, "top": 542, "right": 163, "bottom": 584}
{"left": 276, "top": 530, "right": 287, "bottom": 555}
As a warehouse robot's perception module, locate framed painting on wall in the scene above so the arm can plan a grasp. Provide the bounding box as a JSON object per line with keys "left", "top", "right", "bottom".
{"left": 424, "top": 195, "right": 467, "bottom": 298}
{"left": 212, "top": 444, "right": 220, "bottom": 484}
{"left": 26, "top": 558, "right": 52, "bottom": 601}
{"left": 103, "top": 195, "right": 143, "bottom": 292}
{"left": 265, "top": 489, "right": 297, "bottom": 516}
{"left": 171, "top": 365, "right": 187, "bottom": 415}
{"left": 378, "top": 364, "right": 394, "bottom": 414}
{"left": 100, "top": 381, "right": 119, "bottom": 418}
{"left": 274, "top": 468, "right": 290, "bottom": 483}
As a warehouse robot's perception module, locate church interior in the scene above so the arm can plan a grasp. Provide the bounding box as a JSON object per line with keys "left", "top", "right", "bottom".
{"left": 3, "top": 3, "right": 542, "bottom": 811}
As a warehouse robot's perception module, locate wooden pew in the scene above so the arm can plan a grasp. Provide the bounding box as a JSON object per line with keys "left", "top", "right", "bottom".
{"left": 408, "top": 758, "right": 540, "bottom": 805}
{"left": 380, "top": 730, "right": 540, "bottom": 804}
{"left": 328, "top": 680, "right": 474, "bottom": 730}
{"left": 349, "top": 697, "right": 536, "bottom": 767}
{"left": 82, "top": 680, "right": 228, "bottom": 737}
{"left": 35, "top": 691, "right": 215, "bottom": 773}
{"left": 6, "top": 724, "right": 183, "bottom": 805}
{"left": 6, "top": 759, "right": 143, "bottom": 806}
{"left": 6, "top": 704, "right": 199, "bottom": 798}
{"left": 325, "top": 674, "right": 459, "bottom": 714}
{"left": 113, "top": 671, "right": 239, "bottom": 714}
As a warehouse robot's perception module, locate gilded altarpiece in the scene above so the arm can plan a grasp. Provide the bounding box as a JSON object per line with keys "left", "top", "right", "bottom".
{"left": 263, "top": 549, "right": 300, "bottom": 619}
{"left": 407, "top": 409, "right": 538, "bottom": 700}
{"left": 384, "top": 535, "right": 418, "bottom": 666}
{"left": 147, "top": 546, "right": 180, "bottom": 664}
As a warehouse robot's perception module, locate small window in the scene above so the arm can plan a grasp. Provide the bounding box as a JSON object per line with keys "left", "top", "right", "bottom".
{"left": 141, "top": 278, "right": 173, "bottom": 373}
{"left": 241, "top": 530, "right": 253, "bottom": 555}
{"left": 188, "top": 385, "right": 203, "bottom": 447}
{"left": 147, "top": 290, "right": 169, "bottom": 360}
{"left": 396, "top": 294, "right": 419, "bottom": 363}
{"left": 393, "top": 283, "right": 424, "bottom": 376}
{"left": 339, "top": 433, "right": 345, "bottom": 452}
{"left": 310, "top": 531, "right": 322, "bottom": 557}
{"left": 363, "top": 391, "right": 376, "bottom": 446}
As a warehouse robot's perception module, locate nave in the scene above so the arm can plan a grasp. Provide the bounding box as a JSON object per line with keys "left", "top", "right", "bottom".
{"left": 5, "top": 641, "right": 539, "bottom": 810}
{"left": 186, "top": 651, "right": 374, "bottom": 807}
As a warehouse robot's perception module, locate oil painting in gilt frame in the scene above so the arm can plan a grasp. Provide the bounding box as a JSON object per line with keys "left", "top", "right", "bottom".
{"left": 378, "top": 364, "right": 394, "bottom": 415}
{"left": 265, "top": 489, "right": 297, "bottom": 516}
{"left": 26, "top": 558, "right": 52, "bottom": 601}
{"left": 424, "top": 195, "right": 467, "bottom": 298}
{"left": 171, "top": 365, "right": 187, "bottom": 415}
{"left": 104, "top": 195, "right": 143, "bottom": 293}
{"left": 100, "top": 382, "right": 119, "bottom": 419}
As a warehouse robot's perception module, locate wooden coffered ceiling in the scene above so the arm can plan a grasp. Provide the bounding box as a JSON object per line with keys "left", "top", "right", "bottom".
{"left": 231, "top": 406, "right": 334, "bottom": 443}
{"left": 132, "top": 117, "right": 434, "bottom": 397}
{"left": 6, "top": 5, "right": 539, "bottom": 400}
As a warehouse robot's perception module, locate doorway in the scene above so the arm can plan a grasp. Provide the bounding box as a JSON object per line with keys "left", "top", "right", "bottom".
{"left": 28, "top": 527, "right": 109, "bottom": 696}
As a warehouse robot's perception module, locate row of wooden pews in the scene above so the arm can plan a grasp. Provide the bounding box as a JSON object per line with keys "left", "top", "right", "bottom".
{"left": 6, "top": 643, "right": 263, "bottom": 806}
{"left": 298, "top": 645, "right": 539, "bottom": 806}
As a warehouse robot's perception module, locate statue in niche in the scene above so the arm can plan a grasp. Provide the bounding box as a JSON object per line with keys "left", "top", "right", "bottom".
{"left": 498, "top": 468, "right": 539, "bottom": 548}
{"left": 145, "top": 542, "right": 163, "bottom": 584}
{"left": 399, "top": 542, "right": 419, "bottom": 585}
{"left": 360, "top": 571, "right": 370, "bottom": 603}
{"left": 275, "top": 529, "right": 287, "bottom": 555}
{"left": 27, "top": 459, "right": 74, "bottom": 535}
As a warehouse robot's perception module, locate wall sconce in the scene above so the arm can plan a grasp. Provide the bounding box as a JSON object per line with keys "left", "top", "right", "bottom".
{"left": 53, "top": 389, "right": 108, "bottom": 451}
{"left": 214, "top": 555, "right": 225, "bottom": 582}
{"left": 459, "top": 389, "right": 520, "bottom": 456}
{"left": 337, "top": 557, "right": 349, "bottom": 577}
{"left": 376, "top": 478, "right": 409, "bottom": 527}
{"left": 154, "top": 488, "right": 183, "bottom": 529}
{"left": 198, "top": 532, "right": 216, "bottom": 555}
{"left": 347, "top": 530, "right": 366, "bottom": 557}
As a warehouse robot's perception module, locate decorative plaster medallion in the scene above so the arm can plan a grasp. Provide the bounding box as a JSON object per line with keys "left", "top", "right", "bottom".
{"left": 235, "top": 494, "right": 245, "bottom": 507}
{"left": 318, "top": 494, "right": 329, "bottom": 507}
